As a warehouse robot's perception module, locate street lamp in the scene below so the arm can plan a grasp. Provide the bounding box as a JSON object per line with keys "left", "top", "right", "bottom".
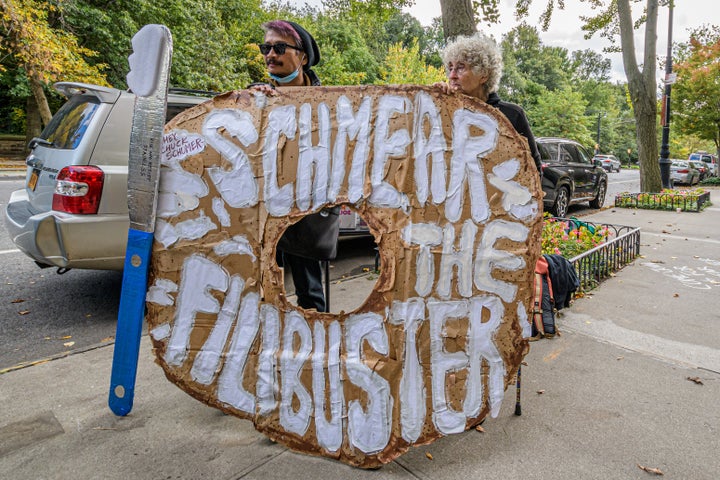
{"left": 658, "top": 2, "right": 675, "bottom": 189}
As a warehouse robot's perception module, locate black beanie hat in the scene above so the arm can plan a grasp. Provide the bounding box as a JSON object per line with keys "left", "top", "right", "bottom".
{"left": 287, "top": 21, "right": 320, "bottom": 70}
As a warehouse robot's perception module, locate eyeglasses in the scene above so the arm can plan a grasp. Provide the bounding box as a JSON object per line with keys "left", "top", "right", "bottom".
{"left": 446, "top": 63, "right": 469, "bottom": 75}
{"left": 259, "top": 42, "right": 303, "bottom": 55}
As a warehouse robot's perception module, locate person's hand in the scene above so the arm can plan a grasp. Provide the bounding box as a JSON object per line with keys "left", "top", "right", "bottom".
{"left": 432, "top": 82, "right": 453, "bottom": 95}
{"left": 248, "top": 82, "right": 277, "bottom": 96}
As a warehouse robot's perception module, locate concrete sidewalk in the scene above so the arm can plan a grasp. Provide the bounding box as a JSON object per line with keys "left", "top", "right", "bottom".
{"left": 1, "top": 194, "right": 719, "bottom": 479}
{"left": 0, "top": 158, "right": 25, "bottom": 180}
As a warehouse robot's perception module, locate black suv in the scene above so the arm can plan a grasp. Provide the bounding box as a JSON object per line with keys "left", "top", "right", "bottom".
{"left": 537, "top": 137, "right": 608, "bottom": 218}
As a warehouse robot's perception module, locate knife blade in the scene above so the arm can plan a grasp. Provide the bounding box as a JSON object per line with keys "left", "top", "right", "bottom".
{"left": 109, "top": 24, "right": 172, "bottom": 416}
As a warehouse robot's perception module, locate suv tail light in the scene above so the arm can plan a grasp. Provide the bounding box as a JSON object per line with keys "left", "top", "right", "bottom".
{"left": 676, "top": 169, "right": 689, "bottom": 173}
{"left": 52, "top": 166, "right": 104, "bottom": 214}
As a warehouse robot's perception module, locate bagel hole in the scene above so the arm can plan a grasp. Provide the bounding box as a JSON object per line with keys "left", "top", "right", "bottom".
{"left": 276, "top": 205, "right": 379, "bottom": 314}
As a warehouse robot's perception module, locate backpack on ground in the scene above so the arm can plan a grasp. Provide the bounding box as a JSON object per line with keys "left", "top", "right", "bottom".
{"left": 531, "top": 254, "right": 580, "bottom": 340}
{"left": 531, "top": 256, "right": 556, "bottom": 340}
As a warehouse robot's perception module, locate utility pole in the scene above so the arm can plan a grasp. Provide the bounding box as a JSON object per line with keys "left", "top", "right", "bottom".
{"left": 658, "top": 1, "right": 675, "bottom": 189}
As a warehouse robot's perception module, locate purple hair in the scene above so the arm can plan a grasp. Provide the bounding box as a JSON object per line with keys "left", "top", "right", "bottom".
{"left": 262, "top": 20, "right": 302, "bottom": 48}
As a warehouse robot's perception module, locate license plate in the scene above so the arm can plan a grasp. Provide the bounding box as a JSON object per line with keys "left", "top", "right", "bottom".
{"left": 28, "top": 170, "right": 39, "bottom": 191}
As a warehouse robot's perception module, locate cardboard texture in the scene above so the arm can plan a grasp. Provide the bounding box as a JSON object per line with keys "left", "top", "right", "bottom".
{"left": 146, "top": 85, "right": 543, "bottom": 468}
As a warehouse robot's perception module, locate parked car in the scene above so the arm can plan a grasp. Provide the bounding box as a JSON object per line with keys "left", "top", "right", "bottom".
{"left": 4, "top": 82, "right": 212, "bottom": 271}
{"left": 536, "top": 137, "right": 608, "bottom": 218}
{"left": 338, "top": 205, "right": 370, "bottom": 236}
{"left": 669, "top": 159, "right": 700, "bottom": 186}
{"left": 593, "top": 154, "right": 621, "bottom": 172}
{"left": 688, "top": 151, "right": 718, "bottom": 177}
{"left": 688, "top": 161, "right": 709, "bottom": 181}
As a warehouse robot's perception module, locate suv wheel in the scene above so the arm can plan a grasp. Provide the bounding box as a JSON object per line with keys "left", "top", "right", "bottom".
{"left": 589, "top": 181, "right": 606, "bottom": 209}
{"left": 552, "top": 187, "right": 569, "bottom": 218}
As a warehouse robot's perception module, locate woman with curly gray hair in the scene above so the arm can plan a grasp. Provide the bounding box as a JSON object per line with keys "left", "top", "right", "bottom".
{"left": 434, "top": 32, "right": 542, "bottom": 172}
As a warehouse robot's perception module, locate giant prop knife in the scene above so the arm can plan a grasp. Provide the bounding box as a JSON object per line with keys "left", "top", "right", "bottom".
{"left": 109, "top": 24, "right": 172, "bottom": 416}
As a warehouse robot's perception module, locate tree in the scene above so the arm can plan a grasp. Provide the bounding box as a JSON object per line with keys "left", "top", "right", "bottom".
{"left": 673, "top": 25, "right": 720, "bottom": 157}
{"left": 439, "top": 0, "right": 476, "bottom": 40}
{"left": 1, "top": 0, "right": 107, "bottom": 131}
{"left": 513, "top": 0, "right": 666, "bottom": 192}
{"left": 438, "top": 0, "right": 503, "bottom": 40}
{"left": 499, "top": 25, "right": 572, "bottom": 108}
{"left": 377, "top": 40, "right": 446, "bottom": 84}
{"left": 529, "top": 86, "right": 592, "bottom": 144}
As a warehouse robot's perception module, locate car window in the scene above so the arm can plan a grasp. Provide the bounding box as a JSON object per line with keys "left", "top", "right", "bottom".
{"left": 575, "top": 145, "right": 593, "bottom": 164}
{"left": 166, "top": 102, "right": 197, "bottom": 121}
{"left": 563, "top": 143, "right": 591, "bottom": 165}
{"left": 558, "top": 144, "right": 574, "bottom": 164}
{"left": 41, "top": 95, "right": 100, "bottom": 150}
{"left": 537, "top": 142, "right": 553, "bottom": 162}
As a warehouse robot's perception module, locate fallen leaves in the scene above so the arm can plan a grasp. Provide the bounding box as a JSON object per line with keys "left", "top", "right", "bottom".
{"left": 18, "top": 310, "right": 30, "bottom": 315}
{"left": 536, "top": 389, "right": 545, "bottom": 395}
{"left": 637, "top": 464, "right": 664, "bottom": 475}
{"left": 63, "top": 341, "right": 75, "bottom": 347}
{"left": 425, "top": 452, "right": 433, "bottom": 460}
{"left": 673, "top": 293, "right": 679, "bottom": 298}
{"left": 475, "top": 425, "right": 485, "bottom": 433}
{"left": 687, "top": 376, "right": 704, "bottom": 385}
{"left": 11, "top": 298, "right": 25, "bottom": 304}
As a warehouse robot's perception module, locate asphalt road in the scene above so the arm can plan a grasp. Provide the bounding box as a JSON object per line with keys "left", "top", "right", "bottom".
{"left": 0, "top": 169, "right": 641, "bottom": 370}
{"left": 0, "top": 178, "right": 379, "bottom": 370}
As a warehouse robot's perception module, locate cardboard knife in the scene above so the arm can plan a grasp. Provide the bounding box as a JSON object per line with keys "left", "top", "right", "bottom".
{"left": 109, "top": 24, "right": 172, "bottom": 416}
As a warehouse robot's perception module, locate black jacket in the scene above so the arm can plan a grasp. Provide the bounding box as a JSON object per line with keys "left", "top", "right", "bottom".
{"left": 543, "top": 254, "right": 580, "bottom": 310}
{"left": 487, "top": 92, "right": 542, "bottom": 172}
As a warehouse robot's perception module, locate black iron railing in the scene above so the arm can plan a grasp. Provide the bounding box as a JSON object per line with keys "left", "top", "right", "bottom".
{"left": 560, "top": 219, "right": 641, "bottom": 291}
{"left": 614, "top": 191, "right": 711, "bottom": 212}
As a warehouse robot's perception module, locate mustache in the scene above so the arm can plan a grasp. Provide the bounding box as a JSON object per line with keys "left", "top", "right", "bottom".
{"left": 266, "top": 59, "right": 282, "bottom": 66}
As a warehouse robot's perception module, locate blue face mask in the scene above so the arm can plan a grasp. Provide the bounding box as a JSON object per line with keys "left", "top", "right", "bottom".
{"left": 269, "top": 66, "right": 302, "bottom": 84}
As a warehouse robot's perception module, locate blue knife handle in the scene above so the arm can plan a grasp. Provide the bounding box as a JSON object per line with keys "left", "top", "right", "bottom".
{"left": 109, "top": 229, "right": 154, "bottom": 416}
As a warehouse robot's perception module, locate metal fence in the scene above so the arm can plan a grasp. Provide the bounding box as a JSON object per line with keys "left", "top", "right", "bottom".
{"left": 614, "top": 191, "right": 711, "bottom": 212}
{"left": 557, "top": 218, "right": 642, "bottom": 291}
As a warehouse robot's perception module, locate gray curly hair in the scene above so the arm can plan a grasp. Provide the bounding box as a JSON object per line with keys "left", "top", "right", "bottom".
{"left": 441, "top": 32, "right": 503, "bottom": 94}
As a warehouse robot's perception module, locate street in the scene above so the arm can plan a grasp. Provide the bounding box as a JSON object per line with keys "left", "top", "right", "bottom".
{"left": 4, "top": 171, "right": 720, "bottom": 480}
{"left": 0, "top": 169, "right": 640, "bottom": 371}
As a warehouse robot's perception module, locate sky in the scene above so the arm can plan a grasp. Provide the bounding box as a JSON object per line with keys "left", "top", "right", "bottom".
{"left": 403, "top": 0, "right": 717, "bottom": 82}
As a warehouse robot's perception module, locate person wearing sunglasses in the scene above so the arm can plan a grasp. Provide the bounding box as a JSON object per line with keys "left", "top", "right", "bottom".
{"left": 250, "top": 20, "right": 337, "bottom": 313}
{"left": 433, "top": 32, "right": 542, "bottom": 174}
{"left": 249, "top": 20, "right": 321, "bottom": 95}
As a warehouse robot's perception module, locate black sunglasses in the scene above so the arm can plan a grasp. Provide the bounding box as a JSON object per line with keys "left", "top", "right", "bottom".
{"left": 259, "top": 42, "right": 303, "bottom": 55}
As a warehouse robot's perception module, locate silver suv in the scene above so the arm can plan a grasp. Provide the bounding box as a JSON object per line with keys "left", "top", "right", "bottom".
{"left": 4, "top": 82, "right": 210, "bottom": 270}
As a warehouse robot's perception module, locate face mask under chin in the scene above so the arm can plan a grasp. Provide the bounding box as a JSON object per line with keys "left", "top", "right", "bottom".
{"left": 269, "top": 65, "right": 302, "bottom": 84}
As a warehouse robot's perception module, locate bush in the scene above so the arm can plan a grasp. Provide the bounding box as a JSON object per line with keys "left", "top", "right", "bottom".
{"left": 541, "top": 214, "right": 610, "bottom": 258}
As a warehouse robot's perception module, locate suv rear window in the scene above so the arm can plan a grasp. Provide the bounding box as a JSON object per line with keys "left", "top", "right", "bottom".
{"left": 537, "top": 142, "right": 553, "bottom": 162}
{"left": 41, "top": 95, "right": 100, "bottom": 150}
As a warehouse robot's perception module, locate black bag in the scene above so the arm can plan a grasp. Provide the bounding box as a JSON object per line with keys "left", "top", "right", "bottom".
{"left": 277, "top": 206, "right": 340, "bottom": 260}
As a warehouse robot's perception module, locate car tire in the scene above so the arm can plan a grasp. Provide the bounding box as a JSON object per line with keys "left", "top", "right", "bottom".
{"left": 589, "top": 181, "right": 606, "bottom": 209}
{"left": 552, "top": 187, "right": 570, "bottom": 218}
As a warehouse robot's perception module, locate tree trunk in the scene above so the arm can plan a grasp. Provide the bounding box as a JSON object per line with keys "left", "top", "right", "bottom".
{"left": 24, "top": 94, "right": 43, "bottom": 154}
{"left": 28, "top": 73, "right": 53, "bottom": 128}
{"left": 439, "top": 0, "right": 476, "bottom": 41}
{"left": 617, "top": 0, "right": 662, "bottom": 192}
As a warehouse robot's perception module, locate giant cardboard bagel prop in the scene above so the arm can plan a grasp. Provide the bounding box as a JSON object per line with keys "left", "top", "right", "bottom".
{"left": 146, "top": 85, "right": 542, "bottom": 468}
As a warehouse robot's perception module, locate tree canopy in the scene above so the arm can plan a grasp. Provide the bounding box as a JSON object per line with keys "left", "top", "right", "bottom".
{"left": 672, "top": 24, "right": 720, "bottom": 154}
{"left": 2, "top": 0, "right": 715, "bottom": 174}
